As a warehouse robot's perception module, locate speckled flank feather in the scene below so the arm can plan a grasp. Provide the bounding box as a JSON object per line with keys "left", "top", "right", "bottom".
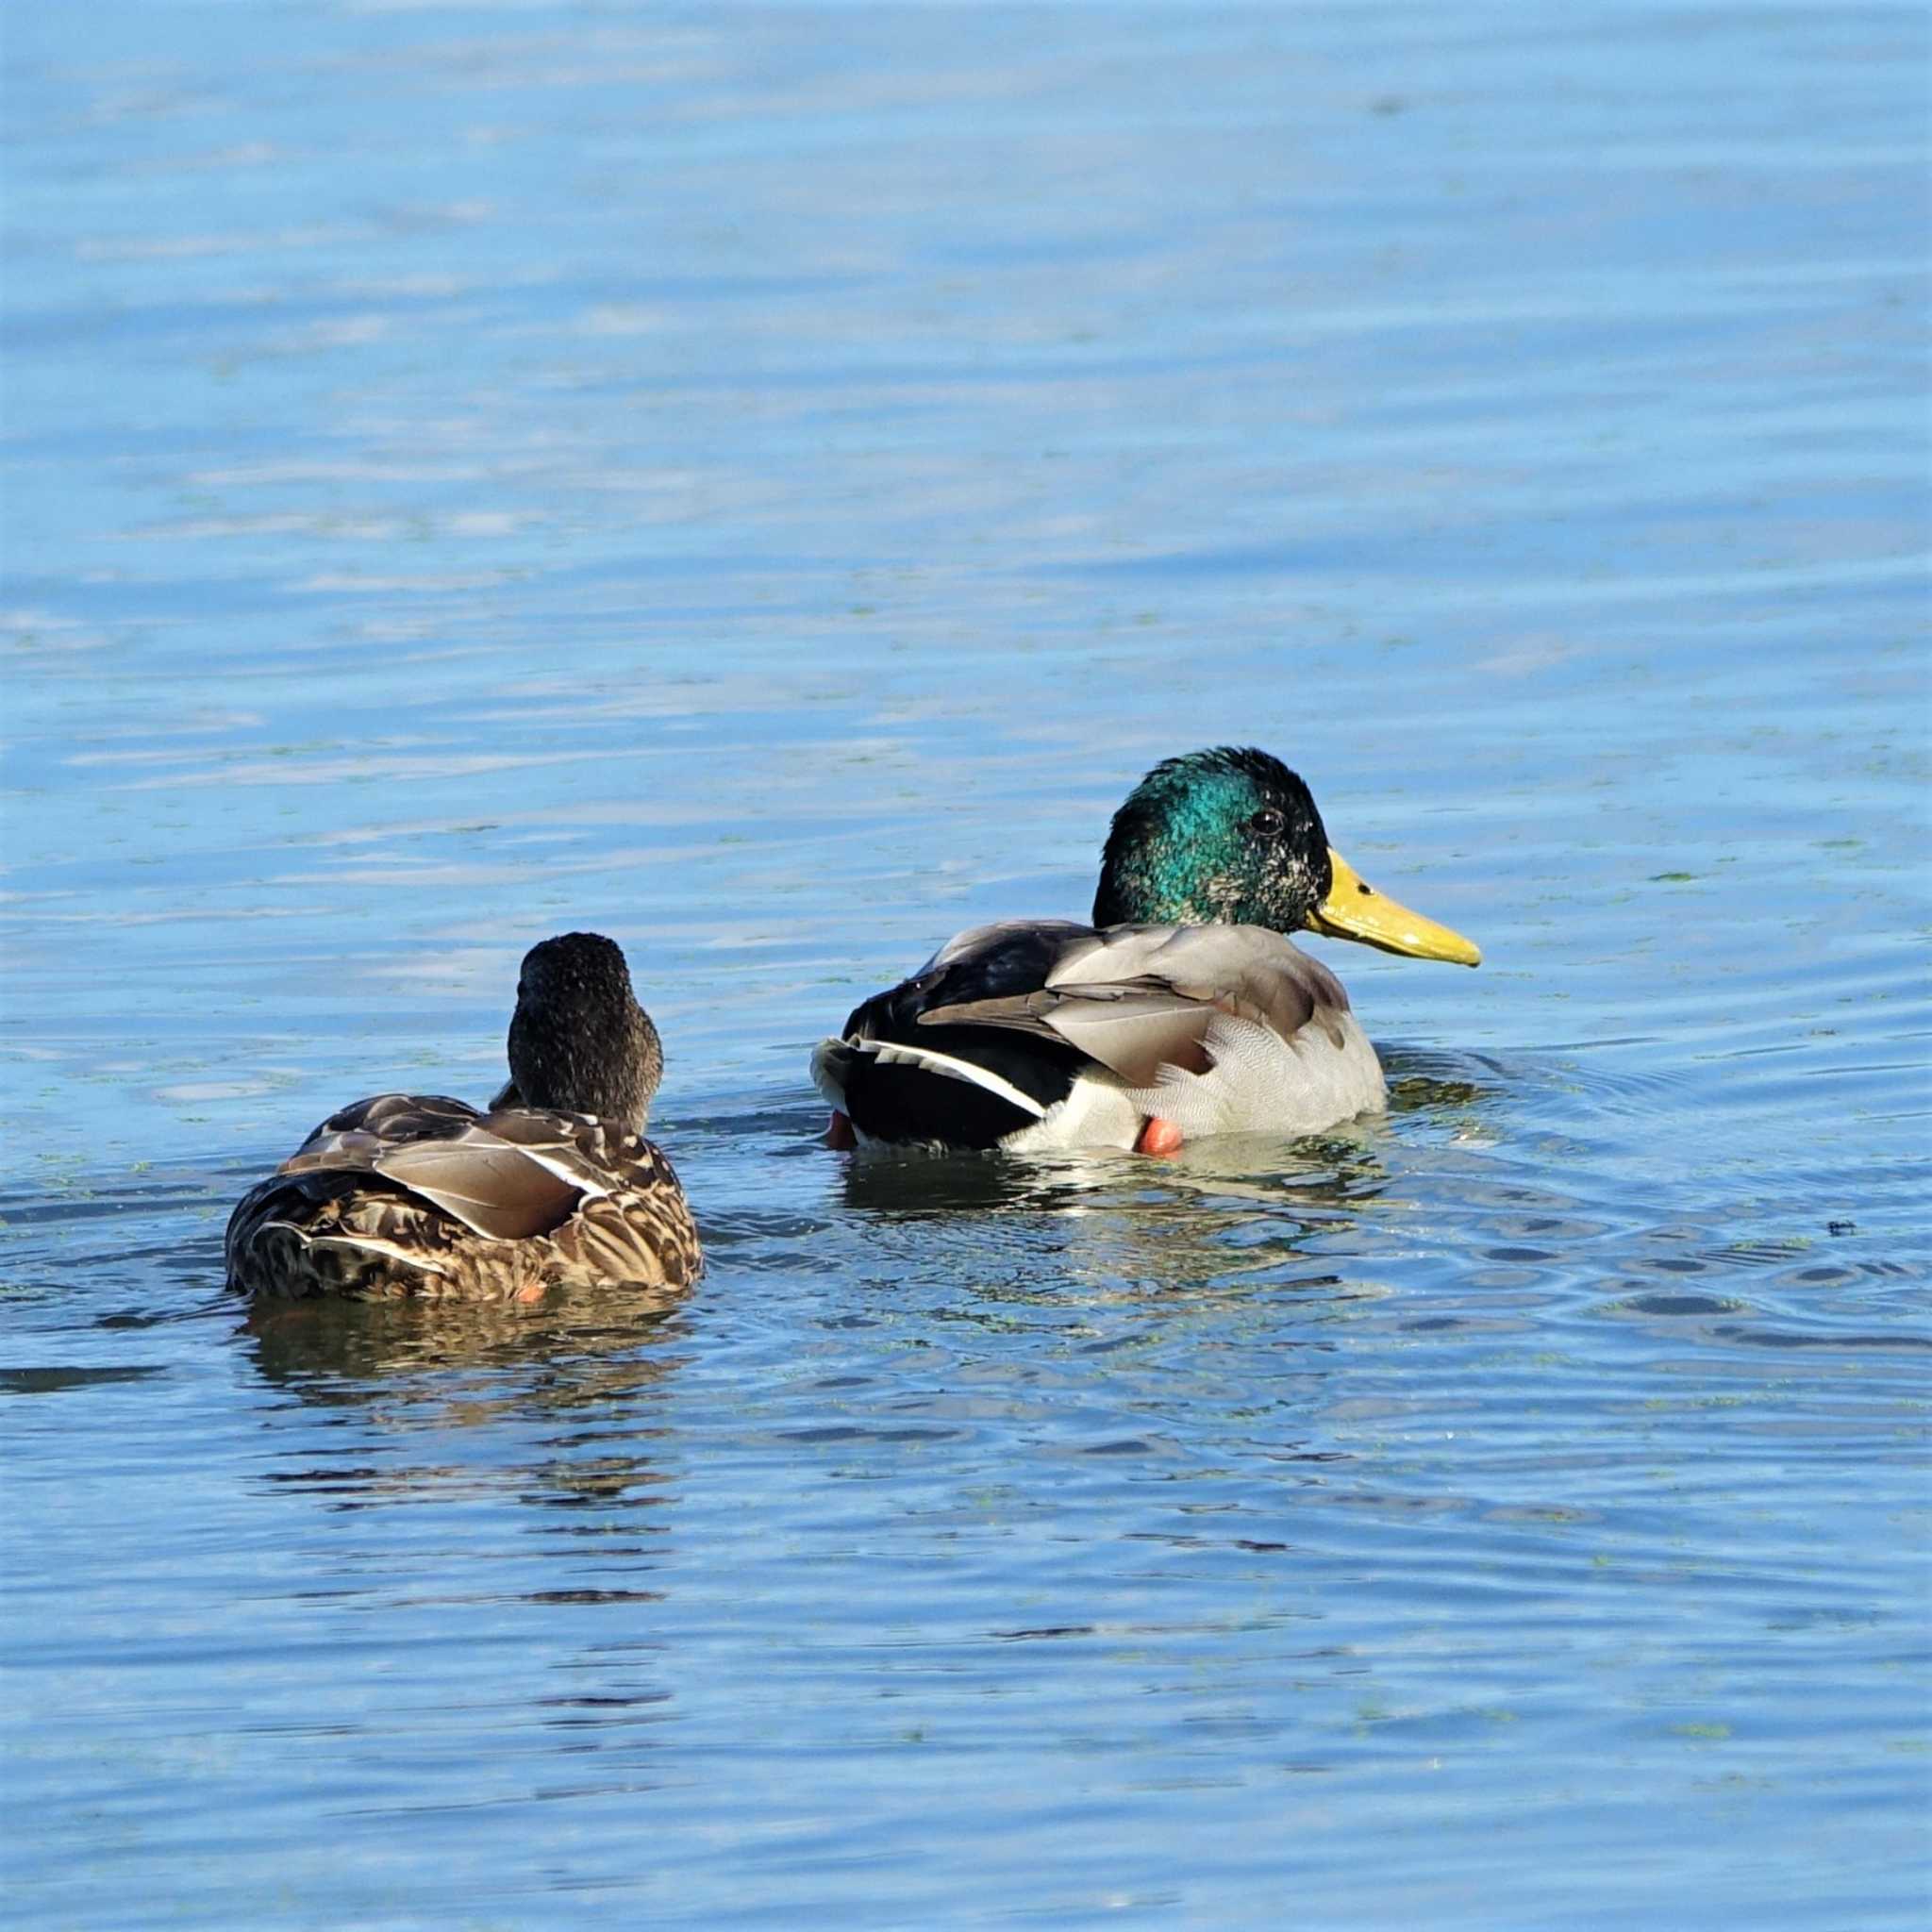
{"left": 226, "top": 1093, "right": 701, "bottom": 1300}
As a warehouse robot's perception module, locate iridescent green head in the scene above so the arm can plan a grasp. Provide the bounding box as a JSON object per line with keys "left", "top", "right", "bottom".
{"left": 1091, "top": 747, "right": 1482, "bottom": 966}
{"left": 1091, "top": 747, "right": 1332, "bottom": 929}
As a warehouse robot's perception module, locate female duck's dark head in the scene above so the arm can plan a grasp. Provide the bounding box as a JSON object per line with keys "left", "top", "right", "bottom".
{"left": 1092, "top": 747, "right": 1481, "bottom": 965}
{"left": 507, "top": 932, "right": 665, "bottom": 1129}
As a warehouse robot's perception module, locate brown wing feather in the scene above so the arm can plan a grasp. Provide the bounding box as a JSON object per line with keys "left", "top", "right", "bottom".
{"left": 373, "top": 1135, "right": 586, "bottom": 1241}
{"left": 226, "top": 1092, "right": 700, "bottom": 1300}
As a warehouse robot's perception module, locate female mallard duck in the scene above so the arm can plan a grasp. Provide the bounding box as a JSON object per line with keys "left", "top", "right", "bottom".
{"left": 227, "top": 933, "right": 701, "bottom": 1298}
{"left": 811, "top": 747, "right": 1479, "bottom": 1156}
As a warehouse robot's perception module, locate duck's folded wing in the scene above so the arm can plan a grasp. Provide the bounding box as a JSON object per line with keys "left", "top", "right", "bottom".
{"left": 839, "top": 919, "right": 1098, "bottom": 1041}
{"left": 282, "top": 1092, "right": 483, "bottom": 1168}
{"left": 373, "top": 1128, "right": 589, "bottom": 1241}
{"left": 375, "top": 1102, "right": 677, "bottom": 1241}
{"left": 266, "top": 1094, "right": 652, "bottom": 1245}
{"left": 917, "top": 979, "right": 1215, "bottom": 1085}
{"left": 479, "top": 1106, "right": 640, "bottom": 1192}
{"left": 1061, "top": 924, "right": 1353, "bottom": 1048}
{"left": 920, "top": 924, "right": 1351, "bottom": 1085}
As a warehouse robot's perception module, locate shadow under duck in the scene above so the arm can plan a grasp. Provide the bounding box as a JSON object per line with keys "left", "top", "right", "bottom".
{"left": 227, "top": 933, "right": 700, "bottom": 1299}
{"left": 812, "top": 747, "right": 1479, "bottom": 1155}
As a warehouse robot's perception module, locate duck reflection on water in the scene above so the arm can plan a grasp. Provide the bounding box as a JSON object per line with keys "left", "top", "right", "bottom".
{"left": 238, "top": 1278, "right": 693, "bottom": 1519}
{"left": 830, "top": 1057, "right": 1497, "bottom": 1306}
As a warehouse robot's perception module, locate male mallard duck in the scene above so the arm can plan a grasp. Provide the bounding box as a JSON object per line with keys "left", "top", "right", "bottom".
{"left": 811, "top": 747, "right": 1479, "bottom": 1156}
{"left": 227, "top": 933, "right": 701, "bottom": 1299}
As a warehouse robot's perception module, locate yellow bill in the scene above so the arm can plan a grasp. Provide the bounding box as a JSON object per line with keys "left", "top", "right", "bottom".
{"left": 1306, "top": 847, "right": 1481, "bottom": 967}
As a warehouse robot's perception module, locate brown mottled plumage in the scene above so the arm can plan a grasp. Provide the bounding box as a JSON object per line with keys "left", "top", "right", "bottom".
{"left": 226, "top": 935, "right": 700, "bottom": 1300}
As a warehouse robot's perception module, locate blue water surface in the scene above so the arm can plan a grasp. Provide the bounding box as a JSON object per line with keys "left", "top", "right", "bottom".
{"left": 3, "top": 4, "right": 1928, "bottom": 1926}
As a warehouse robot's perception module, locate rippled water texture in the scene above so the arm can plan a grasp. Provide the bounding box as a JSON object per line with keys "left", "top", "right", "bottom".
{"left": 4, "top": 5, "right": 1928, "bottom": 1926}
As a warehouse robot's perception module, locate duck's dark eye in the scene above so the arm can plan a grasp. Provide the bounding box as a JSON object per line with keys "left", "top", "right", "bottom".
{"left": 1248, "top": 807, "right": 1285, "bottom": 838}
